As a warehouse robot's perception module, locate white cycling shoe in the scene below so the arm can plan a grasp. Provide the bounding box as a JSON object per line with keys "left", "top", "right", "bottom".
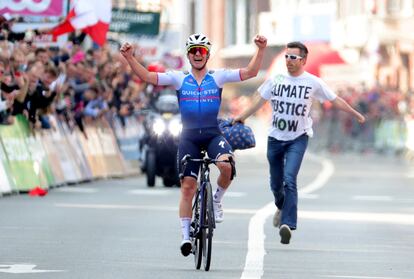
{"left": 213, "top": 201, "right": 223, "bottom": 223}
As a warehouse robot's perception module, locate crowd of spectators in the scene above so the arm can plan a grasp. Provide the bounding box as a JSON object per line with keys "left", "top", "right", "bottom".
{"left": 0, "top": 14, "right": 158, "bottom": 137}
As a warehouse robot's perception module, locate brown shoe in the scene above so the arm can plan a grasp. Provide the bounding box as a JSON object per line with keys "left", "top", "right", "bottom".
{"left": 279, "top": 224, "right": 291, "bottom": 244}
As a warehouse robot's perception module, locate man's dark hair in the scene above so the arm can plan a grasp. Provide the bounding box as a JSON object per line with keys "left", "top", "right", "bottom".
{"left": 44, "top": 65, "right": 58, "bottom": 78}
{"left": 287, "top": 41, "right": 308, "bottom": 58}
{"left": 35, "top": 47, "right": 47, "bottom": 56}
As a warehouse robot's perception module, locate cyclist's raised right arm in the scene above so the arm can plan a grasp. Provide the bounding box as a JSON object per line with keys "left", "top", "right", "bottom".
{"left": 120, "top": 42, "right": 158, "bottom": 85}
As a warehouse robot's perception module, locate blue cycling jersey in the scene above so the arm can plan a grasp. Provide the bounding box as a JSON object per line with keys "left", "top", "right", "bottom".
{"left": 157, "top": 69, "right": 241, "bottom": 130}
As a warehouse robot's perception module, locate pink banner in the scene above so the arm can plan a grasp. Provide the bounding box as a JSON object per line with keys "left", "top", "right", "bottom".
{"left": 0, "top": 0, "right": 67, "bottom": 17}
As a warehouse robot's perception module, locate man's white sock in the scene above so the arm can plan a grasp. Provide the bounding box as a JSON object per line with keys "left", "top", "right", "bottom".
{"left": 213, "top": 185, "right": 226, "bottom": 203}
{"left": 180, "top": 217, "right": 191, "bottom": 241}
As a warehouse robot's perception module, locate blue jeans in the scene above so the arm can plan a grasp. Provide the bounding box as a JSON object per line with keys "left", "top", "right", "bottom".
{"left": 266, "top": 134, "right": 308, "bottom": 229}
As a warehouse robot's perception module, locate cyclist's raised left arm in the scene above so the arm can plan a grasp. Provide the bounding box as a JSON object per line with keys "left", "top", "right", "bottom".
{"left": 239, "top": 35, "right": 267, "bottom": 81}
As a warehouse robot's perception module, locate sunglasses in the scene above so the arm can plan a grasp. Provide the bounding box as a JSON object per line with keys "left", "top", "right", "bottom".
{"left": 285, "top": 54, "right": 303, "bottom": 60}
{"left": 188, "top": 46, "right": 209, "bottom": 55}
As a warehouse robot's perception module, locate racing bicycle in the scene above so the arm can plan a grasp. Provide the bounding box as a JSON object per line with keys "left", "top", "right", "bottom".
{"left": 181, "top": 152, "right": 235, "bottom": 271}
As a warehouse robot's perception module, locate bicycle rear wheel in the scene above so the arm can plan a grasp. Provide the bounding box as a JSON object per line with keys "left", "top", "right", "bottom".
{"left": 202, "top": 182, "right": 214, "bottom": 271}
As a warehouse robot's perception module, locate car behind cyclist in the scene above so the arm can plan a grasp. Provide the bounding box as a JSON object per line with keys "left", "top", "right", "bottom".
{"left": 120, "top": 33, "right": 267, "bottom": 256}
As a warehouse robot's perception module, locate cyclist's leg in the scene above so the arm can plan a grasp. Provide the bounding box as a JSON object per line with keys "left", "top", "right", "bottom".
{"left": 208, "top": 135, "right": 234, "bottom": 193}
{"left": 207, "top": 135, "right": 233, "bottom": 223}
{"left": 178, "top": 137, "right": 201, "bottom": 256}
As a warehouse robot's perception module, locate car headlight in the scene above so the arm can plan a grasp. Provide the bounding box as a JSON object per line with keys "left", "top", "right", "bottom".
{"left": 168, "top": 118, "right": 182, "bottom": 137}
{"left": 153, "top": 118, "right": 166, "bottom": 136}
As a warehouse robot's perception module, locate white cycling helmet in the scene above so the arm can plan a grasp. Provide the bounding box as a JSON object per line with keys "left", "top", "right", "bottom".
{"left": 185, "top": 33, "right": 211, "bottom": 52}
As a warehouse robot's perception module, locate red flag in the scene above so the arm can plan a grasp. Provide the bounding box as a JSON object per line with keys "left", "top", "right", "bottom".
{"left": 50, "top": 0, "right": 112, "bottom": 46}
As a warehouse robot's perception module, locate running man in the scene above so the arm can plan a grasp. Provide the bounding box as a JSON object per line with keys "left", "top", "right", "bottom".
{"left": 234, "top": 41, "right": 365, "bottom": 244}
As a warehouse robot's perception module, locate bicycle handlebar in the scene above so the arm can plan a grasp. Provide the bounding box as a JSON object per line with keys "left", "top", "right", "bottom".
{"left": 180, "top": 154, "right": 236, "bottom": 180}
{"left": 180, "top": 154, "right": 233, "bottom": 166}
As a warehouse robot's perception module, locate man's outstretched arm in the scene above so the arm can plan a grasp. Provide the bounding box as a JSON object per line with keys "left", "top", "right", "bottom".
{"left": 233, "top": 91, "right": 267, "bottom": 123}
{"left": 332, "top": 96, "right": 366, "bottom": 123}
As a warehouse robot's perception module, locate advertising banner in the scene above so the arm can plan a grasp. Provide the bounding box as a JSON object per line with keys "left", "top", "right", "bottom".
{"left": 41, "top": 130, "right": 65, "bottom": 185}
{"left": 0, "top": 116, "right": 42, "bottom": 191}
{"left": 61, "top": 123, "right": 93, "bottom": 181}
{"left": 78, "top": 126, "right": 106, "bottom": 178}
{"left": 113, "top": 117, "right": 142, "bottom": 161}
{"left": 110, "top": 9, "right": 160, "bottom": 37}
{"left": 0, "top": 138, "right": 13, "bottom": 194}
{"left": 96, "top": 124, "right": 126, "bottom": 176}
{"left": 26, "top": 133, "right": 55, "bottom": 188}
{"left": 0, "top": 0, "right": 68, "bottom": 17}
{"left": 47, "top": 121, "right": 82, "bottom": 183}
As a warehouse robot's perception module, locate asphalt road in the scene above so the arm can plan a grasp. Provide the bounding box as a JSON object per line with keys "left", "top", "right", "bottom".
{"left": 1, "top": 150, "right": 414, "bottom": 279}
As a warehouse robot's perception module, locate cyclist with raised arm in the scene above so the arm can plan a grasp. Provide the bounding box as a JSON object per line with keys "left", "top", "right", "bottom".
{"left": 120, "top": 33, "right": 267, "bottom": 256}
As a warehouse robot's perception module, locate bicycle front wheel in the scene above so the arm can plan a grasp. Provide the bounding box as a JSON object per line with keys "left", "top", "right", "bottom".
{"left": 193, "top": 191, "right": 202, "bottom": 270}
{"left": 202, "top": 182, "right": 214, "bottom": 271}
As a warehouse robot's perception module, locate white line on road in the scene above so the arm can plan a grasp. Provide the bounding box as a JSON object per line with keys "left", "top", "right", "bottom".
{"left": 299, "top": 193, "right": 319, "bottom": 199}
{"left": 300, "top": 210, "right": 414, "bottom": 225}
{"left": 352, "top": 195, "right": 393, "bottom": 201}
{"left": 0, "top": 264, "right": 64, "bottom": 274}
{"left": 55, "top": 203, "right": 414, "bottom": 228}
{"left": 320, "top": 276, "right": 400, "bottom": 279}
{"left": 128, "top": 189, "right": 174, "bottom": 196}
{"left": 54, "top": 203, "right": 414, "bottom": 226}
{"left": 299, "top": 153, "right": 335, "bottom": 194}
{"left": 127, "top": 189, "right": 246, "bottom": 197}
{"left": 55, "top": 203, "right": 178, "bottom": 211}
{"left": 240, "top": 153, "right": 334, "bottom": 279}
{"left": 225, "top": 191, "right": 247, "bottom": 198}
{"left": 55, "top": 187, "right": 99, "bottom": 193}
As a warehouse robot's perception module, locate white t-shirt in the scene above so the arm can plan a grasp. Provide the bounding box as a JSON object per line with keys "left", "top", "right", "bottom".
{"left": 258, "top": 71, "right": 337, "bottom": 141}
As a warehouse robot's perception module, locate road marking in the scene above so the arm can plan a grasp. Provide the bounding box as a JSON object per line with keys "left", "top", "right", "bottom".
{"left": 56, "top": 187, "right": 98, "bottom": 193}
{"left": 55, "top": 203, "right": 178, "bottom": 211}
{"left": 320, "top": 276, "right": 400, "bottom": 279}
{"left": 240, "top": 153, "right": 334, "bottom": 279}
{"left": 55, "top": 203, "right": 260, "bottom": 214}
{"left": 300, "top": 210, "right": 414, "bottom": 225}
{"left": 299, "top": 153, "right": 335, "bottom": 194}
{"left": 128, "top": 189, "right": 174, "bottom": 196}
{"left": 54, "top": 203, "right": 414, "bottom": 226}
{"left": 352, "top": 195, "right": 393, "bottom": 201}
{"left": 127, "top": 189, "right": 246, "bottom": 198}
{"left": 0, "top": 264, "right": 64, "bottom": 274}
{"left": 225, "top": 191, "right": 247, "bottom": 198}
{"left": 299, "top": 193, "right": 319, "bottom": 199}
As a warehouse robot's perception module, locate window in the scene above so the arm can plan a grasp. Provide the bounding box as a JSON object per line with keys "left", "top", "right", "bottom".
{"left": 225, "top": 0, "right": 251, "bottom": 46}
